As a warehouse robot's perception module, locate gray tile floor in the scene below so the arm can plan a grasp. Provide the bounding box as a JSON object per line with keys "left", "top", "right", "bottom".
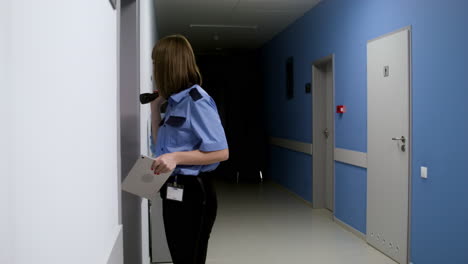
{"left": 206, "top": 180, "right": 397, "bottom": 264}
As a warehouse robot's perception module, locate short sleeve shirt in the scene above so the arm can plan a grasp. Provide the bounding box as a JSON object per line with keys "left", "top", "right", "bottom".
{"left": 150, "top": 85, "right": 228, "bottom": 176}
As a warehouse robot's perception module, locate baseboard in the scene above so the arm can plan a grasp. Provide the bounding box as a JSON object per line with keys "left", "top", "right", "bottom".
{"left": 333, "top": 216, "right": 366, "bottom": 241}
{"left": 106, "top": 225, "right": 124, "bottom": 264}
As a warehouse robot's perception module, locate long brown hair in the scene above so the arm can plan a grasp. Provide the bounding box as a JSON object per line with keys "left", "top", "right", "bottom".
{"left": 152, "top": 35, "right": 202, "bottom": 98}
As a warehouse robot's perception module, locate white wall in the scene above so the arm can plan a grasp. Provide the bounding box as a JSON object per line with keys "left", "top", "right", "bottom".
{"left": 8, "top": 0, "right": 121, "bottom": 263}
{"left": 139, "top": 0, "right": 158, "bottom": 158}
{"left": 0, "top": 0, "right": 13, "bottom": 263}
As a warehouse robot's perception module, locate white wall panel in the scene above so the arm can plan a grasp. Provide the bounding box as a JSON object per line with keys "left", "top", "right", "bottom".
{"left": 0, "top": 0, "right": 13, "bottom": 263}
{"left": 8, "top": 0, "right": 120, "bottom": 263}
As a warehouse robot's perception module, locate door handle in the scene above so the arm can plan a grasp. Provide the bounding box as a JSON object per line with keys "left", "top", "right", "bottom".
{"left": 323, "top": 128, "right": 329, "bottom": 139}
{"left": 392, "top": 136, "right": 406, "bottom": 152}
{"left": 391, "top": 136, "right": 406, "bottom": 144}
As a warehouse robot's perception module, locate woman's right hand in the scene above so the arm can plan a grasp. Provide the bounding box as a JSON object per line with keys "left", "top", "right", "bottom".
{"left": 150, "top": 95, "right": 166, "bottom": 113}
{"left": 150, "top": 94, "right": 165, "bottom": 146}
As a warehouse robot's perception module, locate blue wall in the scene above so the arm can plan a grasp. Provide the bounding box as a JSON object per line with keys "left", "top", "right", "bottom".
{"left": 268, "top": 146, "right": 313, "bottom": 202}
{"left": 334, "top": 162, "right": 367, "bottom": 233}
{"left": 261, "top": 0, "right": 468, "bottom": 263}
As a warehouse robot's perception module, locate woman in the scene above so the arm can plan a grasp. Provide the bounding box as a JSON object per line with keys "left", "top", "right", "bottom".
{"left": 149, "top": 35, "right": 229, "bottom": 264}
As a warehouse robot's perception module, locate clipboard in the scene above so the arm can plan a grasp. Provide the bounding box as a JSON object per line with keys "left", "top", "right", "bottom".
{"left": 122, "top": 155, "right": 173, "bottom": 200}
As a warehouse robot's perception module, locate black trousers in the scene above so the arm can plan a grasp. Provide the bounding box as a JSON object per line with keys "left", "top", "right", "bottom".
{"left": 159, "top": 172, "right": 218, "bottom": 264}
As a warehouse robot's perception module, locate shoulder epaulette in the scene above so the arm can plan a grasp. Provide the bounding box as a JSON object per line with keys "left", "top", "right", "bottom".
{"left": 189, "top": 88, "right": 203, "bottom": 101}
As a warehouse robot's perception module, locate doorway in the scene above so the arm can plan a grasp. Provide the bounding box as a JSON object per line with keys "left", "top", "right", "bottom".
{"left": 367, "top": 27, "right": 411, "bottom": 264}
{"left": 312, "top": 55, "right": 335, "bottom": 212}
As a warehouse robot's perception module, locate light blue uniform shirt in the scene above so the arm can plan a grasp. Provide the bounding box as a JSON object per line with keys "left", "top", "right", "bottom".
{"left": 150, "top": 85, "right": 228, "bottom": 176}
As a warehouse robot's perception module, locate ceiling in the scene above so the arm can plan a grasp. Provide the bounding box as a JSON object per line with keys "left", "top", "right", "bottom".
{"left": 155, "top": 0, "right": 322, "bottom": 53}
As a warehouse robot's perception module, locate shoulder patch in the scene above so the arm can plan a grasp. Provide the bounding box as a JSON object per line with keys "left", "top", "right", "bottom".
{"left": 189, "top": 88, "right": 203, "bottom": 101}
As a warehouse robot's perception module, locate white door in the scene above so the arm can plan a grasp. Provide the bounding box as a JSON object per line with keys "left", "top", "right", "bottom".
{"left": 312, "top": 57, "right": 334, "bottom": 211}
{"left": 367, "top": 28, "right": 411, "bottom": 264}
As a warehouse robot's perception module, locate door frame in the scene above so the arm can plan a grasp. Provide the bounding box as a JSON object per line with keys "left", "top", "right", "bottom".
{"left": 312, "top": 54, "right": 335, "bottom": 211}
{"left": 366, "top": 26, "right": 412, "bottom": 264}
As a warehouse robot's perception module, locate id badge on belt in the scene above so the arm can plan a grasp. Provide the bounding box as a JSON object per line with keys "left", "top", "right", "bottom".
{"left": 167, "top": 178, "right": 184, "bottom": 202}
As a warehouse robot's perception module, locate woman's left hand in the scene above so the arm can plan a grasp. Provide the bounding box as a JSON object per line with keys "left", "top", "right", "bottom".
{"left": 151, "top": 153, "right": 178, "bottom": 174}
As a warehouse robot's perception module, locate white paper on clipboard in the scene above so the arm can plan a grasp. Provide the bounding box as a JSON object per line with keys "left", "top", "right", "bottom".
{"left": 122, "top": 155, "right": 173, "bottom": 200}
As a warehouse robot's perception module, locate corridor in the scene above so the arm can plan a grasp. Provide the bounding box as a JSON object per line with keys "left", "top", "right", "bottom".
{"left": 207, "top": 180, "right": 396, "bottom": 264}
